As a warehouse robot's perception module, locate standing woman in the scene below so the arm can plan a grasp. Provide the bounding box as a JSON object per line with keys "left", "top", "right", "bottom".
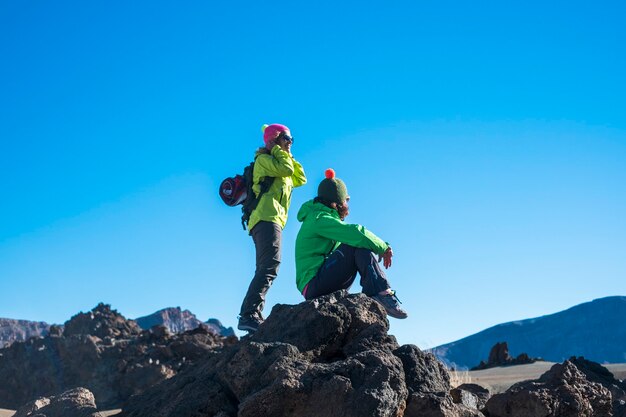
{"left": 238, "top": 123, "right": 307, "bottom": 332}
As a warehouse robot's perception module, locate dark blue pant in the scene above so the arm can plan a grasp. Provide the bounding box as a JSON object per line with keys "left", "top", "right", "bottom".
{"left": 239, "top": 221, "right": 282, "bottom": 318}
{"left": 304, "top": 244, "right": 391, "bottom": 300}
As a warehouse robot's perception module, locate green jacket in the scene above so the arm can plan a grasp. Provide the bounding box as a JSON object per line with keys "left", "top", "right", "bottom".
{"left": 295, "top": 200, "right": 389, "bottom": 292}
{"left": 248, "top": 145, "right": 307, "bottom": 232}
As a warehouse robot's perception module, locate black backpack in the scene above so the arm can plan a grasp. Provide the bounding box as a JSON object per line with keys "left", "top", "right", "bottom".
{"left": 219, "top": 159, "right": 274, "bottom": 231}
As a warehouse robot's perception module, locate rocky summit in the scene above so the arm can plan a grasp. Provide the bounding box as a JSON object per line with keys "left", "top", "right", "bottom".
{"left": 3, "top": 293, "right": 625, "bottom": 416}
{"left": 0, "top": 303, "right": 236, "bottom": 410}
{"left": 120, "top": 291, "right": 474, "bottom": 417}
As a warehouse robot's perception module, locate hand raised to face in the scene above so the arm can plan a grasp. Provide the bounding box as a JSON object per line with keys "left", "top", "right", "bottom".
{"left": 276, "top": 132, "right": 293, "bottom": 155}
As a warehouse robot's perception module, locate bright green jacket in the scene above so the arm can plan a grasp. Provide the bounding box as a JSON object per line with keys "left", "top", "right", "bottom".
{"left": 247, "top": 145, "right": 307, "bottom": 232}
{"left": 295, "top": 200, "right": 389, "bottom": 292}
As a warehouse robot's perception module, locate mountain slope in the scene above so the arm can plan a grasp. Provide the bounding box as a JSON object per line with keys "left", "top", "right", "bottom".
{"left": 431, "top": 296, "right": 626, "bottom": 369}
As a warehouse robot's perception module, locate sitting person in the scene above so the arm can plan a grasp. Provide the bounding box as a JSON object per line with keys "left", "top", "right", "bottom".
{"left": 294, "top": 169, "right": 407, "bottom": 319}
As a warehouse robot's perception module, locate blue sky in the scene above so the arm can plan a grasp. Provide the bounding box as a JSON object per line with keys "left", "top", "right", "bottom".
{"left": 1, "top": 1, "right": 625, "bottom": 348}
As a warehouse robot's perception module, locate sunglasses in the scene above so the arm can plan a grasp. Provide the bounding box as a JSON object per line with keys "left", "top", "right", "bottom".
{"left": 277, "top": 132, "right": 294, "bottom": 143}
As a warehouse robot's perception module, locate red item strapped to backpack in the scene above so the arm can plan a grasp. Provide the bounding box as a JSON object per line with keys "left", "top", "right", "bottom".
{"left": 219, "top": 175, "right": 247, "bottom": 207}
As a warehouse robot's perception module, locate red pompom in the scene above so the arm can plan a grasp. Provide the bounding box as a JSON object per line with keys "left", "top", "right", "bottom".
{"left": 325, "top": 168, "right": 336, "bottom": 179}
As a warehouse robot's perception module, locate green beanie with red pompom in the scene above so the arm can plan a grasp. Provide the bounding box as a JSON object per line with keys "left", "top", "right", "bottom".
{"left": 317, "top": 169, "right": 348, "bottom": 204}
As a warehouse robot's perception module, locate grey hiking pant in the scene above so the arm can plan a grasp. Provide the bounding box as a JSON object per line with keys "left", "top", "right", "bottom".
{"left": 303, "top": 244, "right": 391, "bottom": 300}
{"left": 239, "top": 221, "right": 282, "bottom": 319}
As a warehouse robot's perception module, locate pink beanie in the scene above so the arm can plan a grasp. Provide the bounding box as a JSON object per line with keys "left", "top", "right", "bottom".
{"left": 262, "top": 123, "right": 290, "bottom": 146}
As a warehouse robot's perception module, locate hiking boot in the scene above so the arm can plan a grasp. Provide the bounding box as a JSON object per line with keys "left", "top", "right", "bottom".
{"left": 372, "top": 290, "right": 408, "bottom": 319}
{"left": 237, "top": 313, "right": 264, "bottom": 333}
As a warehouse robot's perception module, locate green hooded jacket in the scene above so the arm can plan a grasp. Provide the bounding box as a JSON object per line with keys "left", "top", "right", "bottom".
{"left": 295, "top": 200, "right": 389, "bottom": 292}
{"left": 248, "top": 145, "right": 307, "bottom": 232}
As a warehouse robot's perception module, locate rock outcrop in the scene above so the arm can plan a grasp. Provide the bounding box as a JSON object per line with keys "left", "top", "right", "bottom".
{"left": 451, "top": 383, "right": 490, "bottom": 411}
{"left": 569, "top": 356, "right": 626, "bottom": 416}
{"left": 13, "top": 387, "right": 103, "bottom": 417}
{"left": 0, "top": 303, "right": 236, "bottom": 409}
{"left": 63, "top": 303, "right": 142, "bottom": 340}
{"left": 0, "top": 318, "right": 50, "bottom": 348}
{"left": 120, "top": 291, "right": 476, "bottom": 417}
{"left": 471, "top": 341, "right": 540, "bottom": 370}
{"left": 485, "top": 360, "right": 613, "bottom": 417}
{"left": 7, "top": 295, "right": 621, "bottom": 416}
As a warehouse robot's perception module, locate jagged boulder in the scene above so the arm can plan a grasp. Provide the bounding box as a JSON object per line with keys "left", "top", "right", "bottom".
{"left": 404, "top": 392, "right": 483, "bottom": 417}
{"left": 394, "top": 344, "right": 451, "bottom": 394}
{"left": 0, "top": 304, "right": 235, "bottom": 410}
{"left": 63, "top": 303, "right": 142, "bottom": 339}
{"left": 569, "top": 356, "right": 626, "bottom": 400}
{"left": 13, "top": 387, "right": 103, "bottom": 417}
{"left": 451, "top": 383, "right": 490, "bottom": 410}
{"left": 393, "top": 345, "right": 487, "bottom": 416}
{"left": 485, "top": 360, "right": 612, "bottom": 417}
{"left": 120, "top": 291, "right": 472, "bottom": 417}
{"left": 568, "top": 356, "right": 626, "bottom": 416}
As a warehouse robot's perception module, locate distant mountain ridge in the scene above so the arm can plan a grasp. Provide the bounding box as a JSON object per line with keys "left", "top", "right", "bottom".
{"left": 0, "top": 306, "right": 234, "bottom": 348}
{"left": 431, "top": 296, "right": 626, "bottom": 369}
{"left": 0, "top": 318, "right": 50, "bottom": 348}
{"left": 135, "top": 307, "right": 235, "bottom": 337}
{"left": 135, "top": 307, "right": 204, "bottom": 333}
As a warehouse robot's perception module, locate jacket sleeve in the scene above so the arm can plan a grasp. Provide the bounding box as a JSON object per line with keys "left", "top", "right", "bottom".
{"left": 291, "top": 158, "right": 307, "bottom": 188}
{"left": 315, "top": 213, "right": 389, "bottom": 255}
{"left": 255, "top": 145, "right": 295, "bottom": 178}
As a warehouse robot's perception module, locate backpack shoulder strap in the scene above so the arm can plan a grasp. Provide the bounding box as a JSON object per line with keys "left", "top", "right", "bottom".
{"left": 240, "top": 157, "right": 276, "bottom": 231}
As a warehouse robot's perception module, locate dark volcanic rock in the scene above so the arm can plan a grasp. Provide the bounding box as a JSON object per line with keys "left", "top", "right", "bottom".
{"left": 394, "top": 344, "right": 451, "bottom": 394}
{"left": 615, "top": 400, "right": 626, "bottom": 417}
{"left": 471, "top": 341, "right": 540, "bottom": 370}
{"left": 451, "top": 383, "right": 490, "bottom": 410}
{"left": 569, "top": 356, "right": 626, "bottom": 416}
{"left": 0, "top": 318, "right": 50, "bottom": 348}
{"left": 485, "top": 360, "right": 612, "bottom": 417}
{"left": 404, "top": 392, "right": 483, "bottom": 417}
{"left": 0, "top": 304, "right": 235, "bottom": 409}
{"left": 120, "top": 291, "right": 475, "bottom": 417}
{"left": 14, "top": 387, "right": 103, "bottom": 417}
{"left": 569, "top": 356, "right": 626, "bottom": 400}
{"left": 489, "top": 341, "right": 513, "bottom": 364}
{"left": 63, "top": 303, "right": 142, "bottom": 339}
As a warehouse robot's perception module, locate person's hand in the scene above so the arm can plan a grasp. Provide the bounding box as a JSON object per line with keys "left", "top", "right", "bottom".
{"left": 379, "top": 246, "right": 393, "bottom": 269}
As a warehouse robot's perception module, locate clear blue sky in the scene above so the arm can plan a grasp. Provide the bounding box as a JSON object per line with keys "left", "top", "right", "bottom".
{"left": 1, "top": 1, "right": 625, "bottom": 348}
